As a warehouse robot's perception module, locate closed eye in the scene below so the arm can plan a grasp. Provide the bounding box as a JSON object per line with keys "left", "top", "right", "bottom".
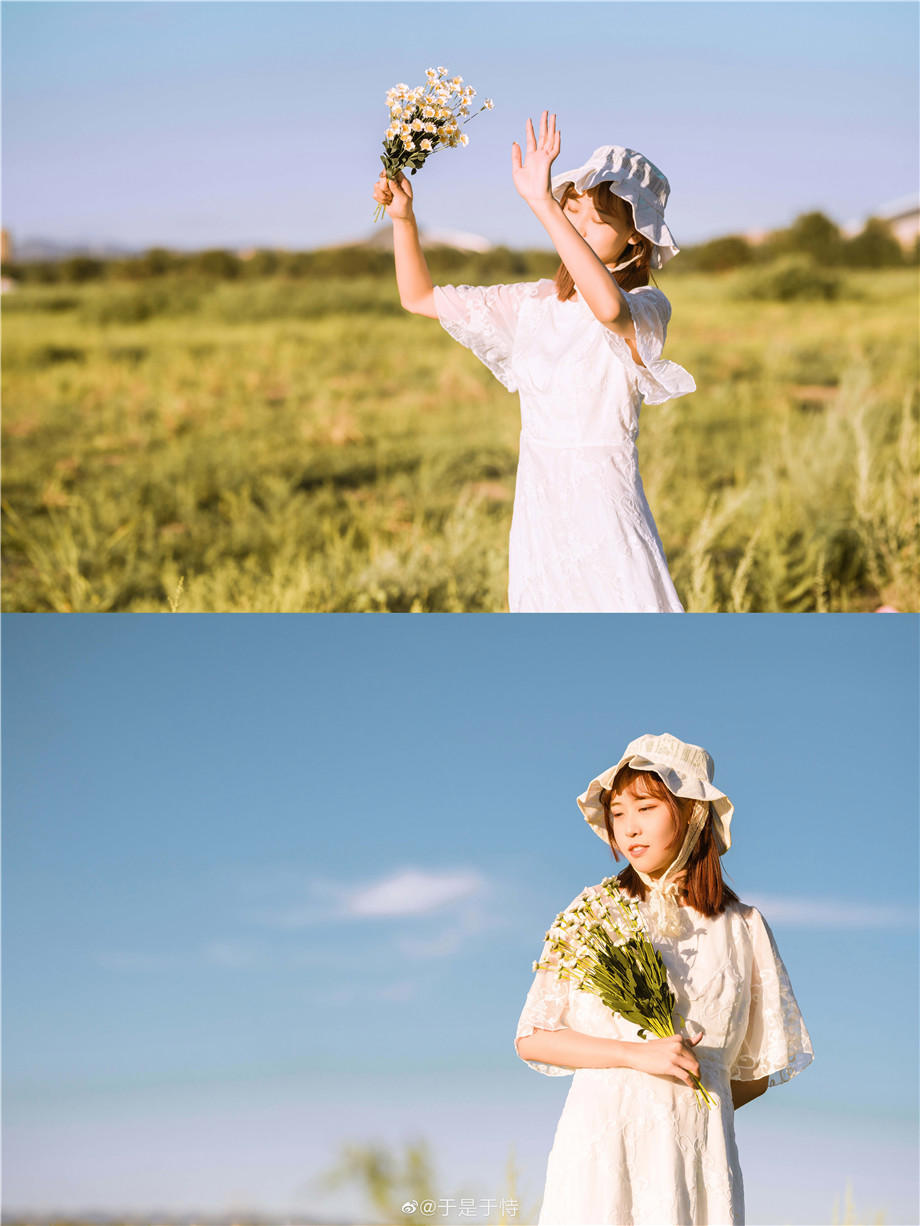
{"left": 561, "top": 202, "right": 605, "bottom": 221}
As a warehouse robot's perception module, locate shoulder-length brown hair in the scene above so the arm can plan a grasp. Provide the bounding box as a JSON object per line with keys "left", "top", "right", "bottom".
{"left": 599, "top": 764, "right": 740, "bottom": 917}
{"left": 554, "top": 182, "right": 656, "bottom": 301}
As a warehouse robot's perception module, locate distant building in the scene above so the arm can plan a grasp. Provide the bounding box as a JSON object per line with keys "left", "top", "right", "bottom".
{"left": 421, "top": 227, "right": 493, "bottom": 253}
{"left": 874, "top": 197, "right": 920, "bottom": 249}
{"left": 359, "top": 223, "right": 494, "bottom": 253}
{"left": 742, "top": 198, "right": 920, "bottom": 249}
{"left": 842, "top": 196, "right": 919, "bottom": 247}
{"left": 236, "top": 247, "right": 280, "bottom": 260}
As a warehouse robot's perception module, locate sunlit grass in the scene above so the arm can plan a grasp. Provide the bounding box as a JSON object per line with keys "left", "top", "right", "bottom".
{"left": 2, "top": 269, "right": 917, "bottom": 611}
{"left": 830, "top": 1176, "right": 889, "bottom": 1225}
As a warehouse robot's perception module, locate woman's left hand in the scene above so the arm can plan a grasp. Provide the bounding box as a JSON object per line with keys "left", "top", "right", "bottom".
{"left": 511, "top": 110, "right": 560, "bottom": 209}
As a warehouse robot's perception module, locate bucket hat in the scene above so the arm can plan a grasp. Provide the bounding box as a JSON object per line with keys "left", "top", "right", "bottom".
{"left": 551, "top": 145, "right": 680, "bottom": 269}
{"left": 576, "top": 732, "right": 733, "bottom": 854}
{"left": 577, "top": 733, "right": 733, "bottom": 937}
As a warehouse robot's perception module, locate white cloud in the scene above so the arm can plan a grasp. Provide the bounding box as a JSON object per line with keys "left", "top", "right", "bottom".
{"left": 247, "top": 866, "right": 488, "bottom": 927}
{"left": 347, "top": 868, "right": 486, "bottom": 917}
{"left": 746, "top": 893, "right": 917, "bottom": 929}
{"left": 235, "top": 866, "right": 496, "bottom": 975}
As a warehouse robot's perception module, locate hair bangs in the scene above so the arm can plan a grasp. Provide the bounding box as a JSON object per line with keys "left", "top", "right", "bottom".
{"left": 597, "top": 763, "right": 741, "bottom": 917}
{"left": 609, "top": 764, "right": 671, "bottom": 801}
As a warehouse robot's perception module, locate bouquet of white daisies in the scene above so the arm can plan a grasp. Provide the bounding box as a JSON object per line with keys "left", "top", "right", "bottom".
{"left": 373, "top": 66, "right": 493, "bottom": 220}
{"left": 534, "top": 875, "right": 717, "bottom": 1110}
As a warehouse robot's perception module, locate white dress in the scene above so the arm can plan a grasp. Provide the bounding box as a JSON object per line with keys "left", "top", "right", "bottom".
{"left": 433, "top": 278, "right": 696, "bottom": 612}
{"left": 514, "top": 883, "right": 814, "bottom": 1226}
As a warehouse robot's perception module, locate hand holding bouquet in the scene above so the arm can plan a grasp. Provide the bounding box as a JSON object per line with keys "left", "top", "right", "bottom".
{"left": 372, "top": 66, "right": 493, "bottom": 221}
{"left": 533, "top": 876, "right": 717, "bottom": 1109}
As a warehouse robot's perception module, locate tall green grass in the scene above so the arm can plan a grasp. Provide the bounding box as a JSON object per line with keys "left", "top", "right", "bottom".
{"left": 2, "top": 269, "right": 917, "bottom": 611}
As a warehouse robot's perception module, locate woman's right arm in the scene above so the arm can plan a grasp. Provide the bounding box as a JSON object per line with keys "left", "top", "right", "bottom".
{"left": 517, "top": 1026, "right": 703, "bottom": 1088}
{"left": 372, "top": 171, "right": 438, "bottom": 319}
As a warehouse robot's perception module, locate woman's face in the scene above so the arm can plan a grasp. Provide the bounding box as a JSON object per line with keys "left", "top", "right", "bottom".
{"left": 608, "top": 780, "right": 686, "bottom": 879}
{"left": 563, "top": 190, "right": 637, "bottom": 268}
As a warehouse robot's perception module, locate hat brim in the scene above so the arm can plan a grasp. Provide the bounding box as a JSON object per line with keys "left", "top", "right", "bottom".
{"left": 577, "top": 755, "right": 733, "bottom": 854}
{"left": 551, "top": 169, "right": 679, "bottom": 269}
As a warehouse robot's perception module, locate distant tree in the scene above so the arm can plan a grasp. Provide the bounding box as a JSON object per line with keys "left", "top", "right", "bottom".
{"left": 243, "top": 247, "right": 282, "bottom": 277}
{"left": 105, "top": 256, "right": 145, "bottom": 280}
{"left": 280, "top": 250, "right": 316, "bottom": 277}
{"left": 734, "top": 254, "right": 843, "bottom": 302}
{"left": 106, "top": 251, "right": 175, "bottom": 281}
{"left": 191, "top": 248, "right": 242, "bottom": 279}
{"left": 327, "top": 246, "right": 392, "bottom": 276}
{"left": 141, "top": 246, "right": 178, "bottom": 276}
{"left": 466, "top": 244, "right": 530, "bottom": 280}
{"left": 60, "top": 255, "right": 105, "bottom": 283}
{"left": 521, "top": 247, "right": 559, "bottom": 278}
{"left": 843, "top": 217, "right": 904, "bottom": 268}
{"left": 765, "top": 211, "right": 844, "bottom": 267}
{"left": 425, "top": 245, "right": 483, "bottom": 276}
{"left": 679, "top": 235, "right": 755, "bottom": 272}
{"left": 16, "top": 261, "right": 61, "bottom": 284}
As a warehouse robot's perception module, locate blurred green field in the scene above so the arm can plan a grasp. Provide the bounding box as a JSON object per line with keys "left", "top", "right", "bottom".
{"left": 2, "top": 266, "right": 917, "bottom": 611}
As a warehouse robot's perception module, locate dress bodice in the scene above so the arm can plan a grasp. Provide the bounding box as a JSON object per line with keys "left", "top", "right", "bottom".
{"left": 515, "top": 881, "right": 814, "bottom": 1088}
{"left": 509, "top": 287, "right": 644, "bottom": 448}
{"left": 432, "top": 278, "right": 697, "bottom": 612}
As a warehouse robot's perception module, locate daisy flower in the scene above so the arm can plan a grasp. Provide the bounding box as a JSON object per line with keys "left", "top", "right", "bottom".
{"left": 374, "top": 66, "right": 495, "bottom": 221}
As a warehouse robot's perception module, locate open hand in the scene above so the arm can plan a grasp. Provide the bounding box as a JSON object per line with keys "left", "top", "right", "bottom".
{"left": 511, "top": 110, "right": 561, "bottom": 209}
{"left": 372, "top": 169, "right": 415, "bottom": 221}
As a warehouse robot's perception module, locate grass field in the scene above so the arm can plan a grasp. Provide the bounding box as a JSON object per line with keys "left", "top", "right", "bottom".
{"left": 2, "top": 267, "right": 917, "bottom": 611}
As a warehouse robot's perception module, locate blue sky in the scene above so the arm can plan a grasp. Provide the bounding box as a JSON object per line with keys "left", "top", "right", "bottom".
{"left": 2, "top": 612, "right": 918, "bottom": 1223}
{"left": 2, "top": 2, "right": 918, "bottom": 252}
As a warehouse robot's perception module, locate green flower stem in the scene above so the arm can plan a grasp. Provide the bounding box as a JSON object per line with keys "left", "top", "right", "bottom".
{"left": 536, "top": 883, "right": 718, "bottom": 1111}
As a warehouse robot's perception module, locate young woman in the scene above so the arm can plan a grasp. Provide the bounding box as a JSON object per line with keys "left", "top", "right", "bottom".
{"left": 372, "top": 112, "right": 696, "bottom": 612}
{"left": 514, "top": 733, "right": 814, "bottom": 1225}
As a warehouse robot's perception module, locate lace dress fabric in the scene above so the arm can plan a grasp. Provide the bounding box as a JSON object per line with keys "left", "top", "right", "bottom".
{"left": 433, "top": 279, "right": 696, "bottom": 612}
{"left": 514, "top": 885, "right": 814, "bottom": 1225}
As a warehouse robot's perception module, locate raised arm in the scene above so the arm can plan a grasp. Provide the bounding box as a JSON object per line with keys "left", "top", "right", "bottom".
{"left": 372, "top": 171, "right": 438, "bottom": 319}
{"left": 511, "top": 111, "right": 635, "bottom": 338}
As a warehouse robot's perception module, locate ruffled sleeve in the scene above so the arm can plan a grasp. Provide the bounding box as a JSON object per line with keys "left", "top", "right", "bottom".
{"left": 433, "top": 281, "right": 537, "bottom": 393}
{"left": 513, "top": 891, "right": 584, "bottom": 1077}
{"left": 600, "top": 285, "right": 696, "bottom": 405}
{"left": 730, "top": 906, "right": 814, "bottom": 1088}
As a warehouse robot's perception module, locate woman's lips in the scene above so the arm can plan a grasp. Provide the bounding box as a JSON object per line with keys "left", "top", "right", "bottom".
{"left": 628, "top": 845, "right": 649, "bottom": 856}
